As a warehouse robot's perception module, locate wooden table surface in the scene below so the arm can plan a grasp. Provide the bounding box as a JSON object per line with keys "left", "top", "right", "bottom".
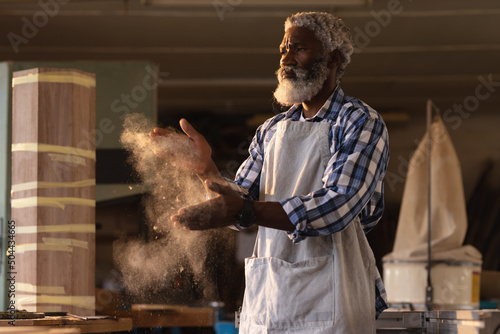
{"left": 103, "top": 304, "right": 216, "bottom": 328}
{"left": 0, "top": 316, "right": 132, "bottom": 333}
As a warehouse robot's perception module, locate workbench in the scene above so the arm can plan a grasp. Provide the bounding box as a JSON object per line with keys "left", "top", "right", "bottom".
{"left": 0, "top": 304, "right": 215, "bottom": 333}
{"left": 377, "top": 309, "right": 500, "bottom": 333}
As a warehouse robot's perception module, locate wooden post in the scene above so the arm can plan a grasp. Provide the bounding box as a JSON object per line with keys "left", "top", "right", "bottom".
{"left": 11, "top": 68, "right": 96, "bottom": 316}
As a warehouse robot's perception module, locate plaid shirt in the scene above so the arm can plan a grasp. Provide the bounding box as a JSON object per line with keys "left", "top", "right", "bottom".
{"left": 234, "top": 86, "right": 390, "bottom": 242}
{"left": 233, "top": 87, "right": 390, "bottom": 317}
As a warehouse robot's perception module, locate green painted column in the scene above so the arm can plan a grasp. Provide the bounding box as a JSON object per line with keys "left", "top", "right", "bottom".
{"left": 0, "top": 62, "right": 13, "bottom": 311}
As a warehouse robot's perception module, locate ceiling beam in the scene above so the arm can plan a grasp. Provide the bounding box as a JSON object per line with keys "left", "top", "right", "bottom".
{"left": 141, "top": 0, "right": 367, "bottom": 6}
{"left": 155, "top": 74, "right": 500, "bottom": 87}
{"left": 2, "top": 44, "right": 500, "bottom": 55}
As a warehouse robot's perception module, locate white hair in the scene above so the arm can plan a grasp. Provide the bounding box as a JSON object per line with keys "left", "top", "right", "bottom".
{"left": 284, "top": 12, "right": 354, "bottom": 83}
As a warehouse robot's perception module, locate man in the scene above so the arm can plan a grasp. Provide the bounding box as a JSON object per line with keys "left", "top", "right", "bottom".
{"left": 151, "top": 11, "right": 389, "bottom": 333}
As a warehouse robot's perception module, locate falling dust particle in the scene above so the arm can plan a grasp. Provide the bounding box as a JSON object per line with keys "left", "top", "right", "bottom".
{"left": 113, "top": 113, "right": 234, "bottom": 305}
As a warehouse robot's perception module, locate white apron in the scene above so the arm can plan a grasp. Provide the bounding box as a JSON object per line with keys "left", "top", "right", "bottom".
{"left": 239, "top": 120, "right": 378, "bottom": 334}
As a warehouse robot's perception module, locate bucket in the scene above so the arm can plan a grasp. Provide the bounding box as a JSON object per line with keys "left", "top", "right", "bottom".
{"left": 383, "top": 259, "right": 481, "bottom": 309}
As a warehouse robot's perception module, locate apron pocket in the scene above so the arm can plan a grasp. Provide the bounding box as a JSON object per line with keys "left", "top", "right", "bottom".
{"left": 244, "top": 255, "right": 335, "bottom": 330}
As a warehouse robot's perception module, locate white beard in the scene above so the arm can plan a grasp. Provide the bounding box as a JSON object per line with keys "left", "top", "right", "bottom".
{"left": 273, "top": 59, "right": 329, "bottom": 107}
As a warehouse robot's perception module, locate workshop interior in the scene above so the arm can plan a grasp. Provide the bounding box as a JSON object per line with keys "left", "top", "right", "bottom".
{"left": 0, "top": 0, "right": 500, "bottom": 333}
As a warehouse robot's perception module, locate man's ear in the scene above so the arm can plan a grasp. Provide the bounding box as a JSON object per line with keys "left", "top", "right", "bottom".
{"left": 328, "top": 50, "right": 342, "bottom": 68}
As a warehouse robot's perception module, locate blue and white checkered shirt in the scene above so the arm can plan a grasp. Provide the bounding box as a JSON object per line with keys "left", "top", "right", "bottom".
{"left": 234, "top": 86, "right": 389, "bottom": 242}
{"left": 233, "top": 86, "right": 390, "bottom": 317}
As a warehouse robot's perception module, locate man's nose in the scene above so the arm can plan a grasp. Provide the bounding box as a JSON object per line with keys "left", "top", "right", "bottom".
{"left": 280, "top": 52, "right": 296, "bottom": 66}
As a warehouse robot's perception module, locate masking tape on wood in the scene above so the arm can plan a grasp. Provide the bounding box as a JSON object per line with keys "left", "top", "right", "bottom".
{"left": 16, "top": 283, "right": 66, "bottom": 295}
{"left": 17, "top": 295, "right": 95, "bottom": 310}
{"left": 41, "top": 237, "right": 88, "bottom": 250}
{"left": 48, "top": 152, "right": 87, "bottom": 166}
{"left": 11, "top": 197, "right": 95, "bottom": 210}
{"left": 37, "top": 306, "right": 63, "bottom": 313}
{"left": 15, "top": 243, "right": 73, "bottom": 254}
{"left": 14, "top": 302, "right": 63, "bottom": 313}
{"left": 16, "top": 224, "right": 95, "bottom": 234}
{"left": 14, "top": 237, "right": 91, "bottom": 254}
{"left": 12, "top": 143, "right": 96, "bottom": 160}
{"left": 11, "top": 179, "right": 96, "bottom": 193}
{"left": 12, "top": 71, "right": 96, "bottom": 89}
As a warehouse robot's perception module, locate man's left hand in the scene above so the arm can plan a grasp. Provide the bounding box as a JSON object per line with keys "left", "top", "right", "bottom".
{"left": 171, "top": 180, "right": 243, "bottom": 230}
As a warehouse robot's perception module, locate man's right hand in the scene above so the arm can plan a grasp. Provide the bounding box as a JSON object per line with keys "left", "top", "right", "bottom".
{"left": 149, "top": 118, "right": 220, "bottom": 180}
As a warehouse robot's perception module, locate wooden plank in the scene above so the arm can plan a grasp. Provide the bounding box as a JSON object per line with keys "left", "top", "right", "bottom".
{"left": 0, "top": 328, "right": 57, "bottom": 333}
{"left": 0, "top": 328, "right": 80, "bottom": 333}
{"left": 102, "top": 306, "right": 215, "bottom": 328}
{"left": 59, "top": 317, "right": 133, "bottom": 333}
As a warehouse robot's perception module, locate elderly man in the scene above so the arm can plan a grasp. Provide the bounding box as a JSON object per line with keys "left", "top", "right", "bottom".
{"left": 151, "top": 11, "right": 390, "bottom": 333}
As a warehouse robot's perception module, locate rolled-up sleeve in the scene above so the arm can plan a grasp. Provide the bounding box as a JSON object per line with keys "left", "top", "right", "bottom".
{"left": 233, "top": 123, "right": 265, "bottom": 200}
{"left": 279, "top": 107, "right": 390, "bottom": 243}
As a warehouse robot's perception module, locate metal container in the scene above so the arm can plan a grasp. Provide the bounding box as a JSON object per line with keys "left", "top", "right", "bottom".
{"left": 383, "top": 259, "right": 481, "bottom": 310}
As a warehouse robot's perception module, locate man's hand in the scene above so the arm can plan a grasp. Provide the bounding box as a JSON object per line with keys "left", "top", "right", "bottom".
{"left": 171, "top": 180, "right": 244, "bottom": 230}
{"left": 149, "top": 119, "right": 219, "bottom": 178}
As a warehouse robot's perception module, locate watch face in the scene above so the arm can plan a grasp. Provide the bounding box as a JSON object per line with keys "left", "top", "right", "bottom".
{"left": 238, "top": 200, "right": 255, "bottom": 228}
{"left": 238, "top": 211, "right": 255, "bottom": 227}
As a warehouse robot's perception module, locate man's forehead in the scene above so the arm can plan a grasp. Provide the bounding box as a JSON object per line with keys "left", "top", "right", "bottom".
{"left": 280, "top": 26, "right": 320, "bottom": 46}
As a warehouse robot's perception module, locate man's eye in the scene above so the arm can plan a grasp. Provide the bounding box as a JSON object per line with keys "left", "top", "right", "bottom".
{"left": 296, "top": 48, "right": 305, "bottom": 52}
{"left": 280, "top": 49, "right": 287, "bottom": 55}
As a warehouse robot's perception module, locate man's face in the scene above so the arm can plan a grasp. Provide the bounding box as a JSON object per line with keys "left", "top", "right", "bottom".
{"left": 273, "top": 26, "right": 330, "bottom": 106}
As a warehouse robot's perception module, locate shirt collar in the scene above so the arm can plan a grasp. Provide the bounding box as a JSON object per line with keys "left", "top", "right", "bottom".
{"left": 284, "top": 85, "right": 344, "bottom": 121}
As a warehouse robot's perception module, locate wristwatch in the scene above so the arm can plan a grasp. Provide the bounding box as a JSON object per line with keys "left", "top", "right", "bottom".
{"left": 235, "top": 199, "right": 256, "bottom": 230}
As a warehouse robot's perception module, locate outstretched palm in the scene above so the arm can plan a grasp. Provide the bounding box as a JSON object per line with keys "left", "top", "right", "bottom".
{"left": 149, "top": 119, "right": 216, "bottom": 177}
